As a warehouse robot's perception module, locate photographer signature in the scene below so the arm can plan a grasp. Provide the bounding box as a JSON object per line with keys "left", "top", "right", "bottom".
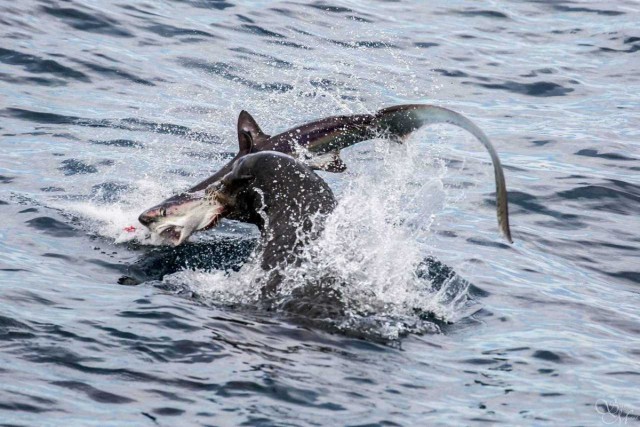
{"left": 596, "top": 399, "right": 639, "bottom": 425}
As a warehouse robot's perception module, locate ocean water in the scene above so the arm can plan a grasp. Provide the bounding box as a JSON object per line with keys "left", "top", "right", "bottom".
{"left": 1, "top": 0, "right": 639, "bottom": 425}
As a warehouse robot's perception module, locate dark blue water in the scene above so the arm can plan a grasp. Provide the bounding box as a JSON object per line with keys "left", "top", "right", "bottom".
{"left": 1, "top": 0, "right": 639, "bottom": 425}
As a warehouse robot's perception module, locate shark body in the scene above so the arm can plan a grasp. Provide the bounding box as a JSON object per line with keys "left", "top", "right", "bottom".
{"left": 138, "top": 104, "right": 513, "bottom": 244}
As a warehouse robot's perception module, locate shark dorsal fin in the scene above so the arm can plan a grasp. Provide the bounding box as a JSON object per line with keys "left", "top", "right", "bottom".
{"left": 237, "top": 110, "right": 270, "bottom": 154}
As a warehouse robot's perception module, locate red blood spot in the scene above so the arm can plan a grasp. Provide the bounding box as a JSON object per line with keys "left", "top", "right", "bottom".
{"left": 124, "top": 226, "right": 136, "bottom": 233}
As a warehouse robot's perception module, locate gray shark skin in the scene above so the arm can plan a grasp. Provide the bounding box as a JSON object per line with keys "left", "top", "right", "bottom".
{"left": 138, "top": 104, "right": 512, "bottom": 245}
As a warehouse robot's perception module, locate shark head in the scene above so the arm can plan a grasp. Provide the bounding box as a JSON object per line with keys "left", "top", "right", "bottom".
{"left": 138, "top": 191, "right": 226, "bottom": 246}
{"left": 137, "top": 110, "right": 270, "bottom": 245}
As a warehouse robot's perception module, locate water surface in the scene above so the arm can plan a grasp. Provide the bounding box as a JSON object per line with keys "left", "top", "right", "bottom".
{"left": 1, "top": 0, "right": 639, "bottom": 425}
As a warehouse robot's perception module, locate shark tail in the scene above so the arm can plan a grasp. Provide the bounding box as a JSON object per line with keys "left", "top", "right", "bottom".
{"left": 374, "top": 104, "right": 512, "bottom": 243}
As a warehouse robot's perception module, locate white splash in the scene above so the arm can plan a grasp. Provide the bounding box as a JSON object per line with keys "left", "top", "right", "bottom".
{"left": 60, "top": 178, "right": 175, "bottom": 246}
{"left": 278, "top": 139, "right": 461, "bottom": 318}
{"left": 163, "top": 137, "right": 472, "bottom": 339}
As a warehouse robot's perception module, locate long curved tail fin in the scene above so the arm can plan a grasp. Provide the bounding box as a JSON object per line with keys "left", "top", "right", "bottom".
{"left": 375, "top": 105, "right": 512, "bottom": 243}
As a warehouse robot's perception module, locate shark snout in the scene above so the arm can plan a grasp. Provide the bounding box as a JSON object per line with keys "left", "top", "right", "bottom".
{"left": 138, "top": 208, "right": 159, "bottom": 227}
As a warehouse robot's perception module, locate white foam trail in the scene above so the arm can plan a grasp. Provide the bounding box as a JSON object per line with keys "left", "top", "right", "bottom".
{"left": 60, "top": 178, "right": 176, "bottom": 246}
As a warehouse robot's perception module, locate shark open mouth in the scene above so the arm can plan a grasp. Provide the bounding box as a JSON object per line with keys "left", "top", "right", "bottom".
{"left": 152, "top": 201, "right": 226, "bottom": 246}
{"left": 159, "top": 226, "right": 182, "bottom": 243}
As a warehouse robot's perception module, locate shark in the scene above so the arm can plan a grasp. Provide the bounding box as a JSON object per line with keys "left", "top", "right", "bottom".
{"left": 137, "top": 104, "right": 513, "bottom": 245}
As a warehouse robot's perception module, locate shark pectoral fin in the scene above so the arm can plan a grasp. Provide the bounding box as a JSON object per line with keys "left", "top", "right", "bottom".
{"left": 306, "top": 151, "right": 347, "bottom": 173}
{"left": 324, "top": 152, "right": 347, "bottom": 172}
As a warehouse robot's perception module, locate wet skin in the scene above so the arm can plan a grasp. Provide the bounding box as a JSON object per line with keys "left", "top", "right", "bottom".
{"left": 206, "top": 152, "right": 336, "bottom": 295}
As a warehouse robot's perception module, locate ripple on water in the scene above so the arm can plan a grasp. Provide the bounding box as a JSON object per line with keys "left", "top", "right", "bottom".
{"left": 25, "top": 217, "right": 79, "bottom": 237}
{"left": 39, "top": 5, "right": 133, "bottom": 37}
{"left": 0, "top": 48, "right": 90, "bottom": 83}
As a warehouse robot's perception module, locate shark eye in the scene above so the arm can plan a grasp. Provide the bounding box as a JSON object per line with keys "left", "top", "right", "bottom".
{"left": 160, "top": 207, "right": 166, "bottom": 217}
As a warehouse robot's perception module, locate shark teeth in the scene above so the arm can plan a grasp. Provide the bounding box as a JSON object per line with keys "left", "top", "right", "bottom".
{"left": 160, "top": 226, "right": 182, "bottom": 243}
